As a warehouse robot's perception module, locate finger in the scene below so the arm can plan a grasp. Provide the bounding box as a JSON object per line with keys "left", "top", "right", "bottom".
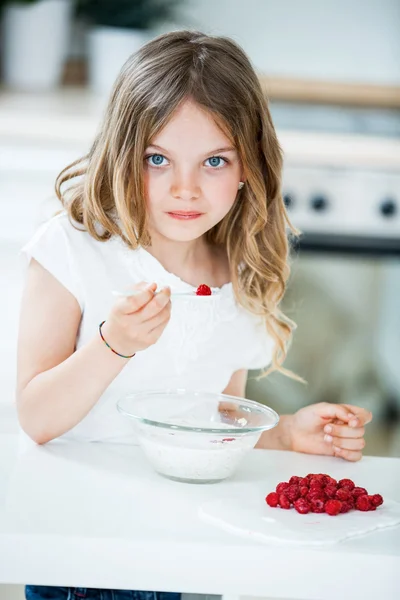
{"left": 332, "top": 445, "right": 363, "bottom": 462}
{"left": 314, "top": 402, "right": 355, "bottom": 424}
{"left": 119, "top": 283, "right": 157, "bottom": 314}
{"left": 328, "top": 435, "right": 366, "bottom": 451}
{"left": 341, "top": 404, "right": 373, "bottom": 427}
{"left": 143, "top": 302, "right": 171, "bottom": 332}
{"left": 323, "top": 423, "right": 365, "bottom": 439}
{"left": 140, "top": 287, "right": 171, "bottom": 321}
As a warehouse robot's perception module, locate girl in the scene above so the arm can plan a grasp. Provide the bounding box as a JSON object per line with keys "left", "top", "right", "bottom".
{"left": 17, "top": 30, "right": 372, "bottom": 600}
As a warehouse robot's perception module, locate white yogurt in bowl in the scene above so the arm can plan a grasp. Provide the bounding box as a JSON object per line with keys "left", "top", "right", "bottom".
{"left": 117, "top": 390, "right": 279, "bottom": 483}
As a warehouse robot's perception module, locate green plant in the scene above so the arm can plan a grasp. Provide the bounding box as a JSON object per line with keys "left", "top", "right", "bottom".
{"left": 0, "top": 0, "right": 39, "bottom": 9}
{"left": 0, "top": 0, "right": 40, "bottom": 17}
{"left": 76, "top": 0, "right": 182, "bottom": 30}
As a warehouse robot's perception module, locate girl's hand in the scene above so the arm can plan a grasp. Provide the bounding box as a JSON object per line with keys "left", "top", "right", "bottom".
{"left": 102, "top": 282, "right": 171, "bottom": 356}
{"left": 289, "top": 402, "right": 373, "bottom": 462}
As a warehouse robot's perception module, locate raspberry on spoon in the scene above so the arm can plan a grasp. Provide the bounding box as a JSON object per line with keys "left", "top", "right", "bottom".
{"left": 196, "top": 284, "right": 212, "bottom": 296}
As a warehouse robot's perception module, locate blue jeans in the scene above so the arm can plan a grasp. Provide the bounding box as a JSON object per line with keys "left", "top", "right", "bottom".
{"left": 25, "top": 587, "right": 181, "bottom": 600}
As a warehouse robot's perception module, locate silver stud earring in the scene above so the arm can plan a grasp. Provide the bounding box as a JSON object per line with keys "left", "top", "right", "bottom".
{"left": 238, "top": 181, "right": 244, "bottom": 190}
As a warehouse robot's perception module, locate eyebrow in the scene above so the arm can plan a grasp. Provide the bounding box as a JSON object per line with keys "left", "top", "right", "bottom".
{"left": 146, "top": 143, "right": 237, "bottom": 155}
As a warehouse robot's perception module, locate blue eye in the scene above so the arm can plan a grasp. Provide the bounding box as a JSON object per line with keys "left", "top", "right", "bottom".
{"left": 146, "top": 154, "right": 167, "bottom": 167}
{"left": 205, "top": 156, "right": 227, "bottom": 168}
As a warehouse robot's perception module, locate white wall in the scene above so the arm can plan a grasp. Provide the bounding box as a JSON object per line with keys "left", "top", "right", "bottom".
{"left": 161, "top": 0, "right": 400, "bottom": 85}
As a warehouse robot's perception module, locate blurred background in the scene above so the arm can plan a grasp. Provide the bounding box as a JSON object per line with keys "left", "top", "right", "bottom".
{"left": 0, "top": 0, "right": 400, "bottom": 460}
{"left": 0, "top": 2, "right": 399, "bottom": 598}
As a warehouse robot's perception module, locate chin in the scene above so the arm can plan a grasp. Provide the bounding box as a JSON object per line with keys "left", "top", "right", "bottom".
{"left": 162, "top": 229, "right": 205, "bottom": 243}
{"left": 158, "top": 221, "right": 212, "bottom": 242}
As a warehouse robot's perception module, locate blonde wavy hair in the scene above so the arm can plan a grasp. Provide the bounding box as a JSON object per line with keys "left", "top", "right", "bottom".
{"left": 56, "top": 30, "right": 301, "bottom": 381}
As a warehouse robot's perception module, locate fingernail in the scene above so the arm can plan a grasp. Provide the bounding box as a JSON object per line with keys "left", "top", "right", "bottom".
{"left": 350, "top": 419, "right": 358, "bottom": 427}
{"left": 324, "top": 425, "right": 332, "bottom": 434}
{"left": 334, "top": 446, "right": 341, "bottom": 453}
{"left": 324, "top": 434, "right": 333, "bottom": 443}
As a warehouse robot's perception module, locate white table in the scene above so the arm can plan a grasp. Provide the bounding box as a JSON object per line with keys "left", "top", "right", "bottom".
{"left": 1, "top": 433, "right": 399, "bottom": 600}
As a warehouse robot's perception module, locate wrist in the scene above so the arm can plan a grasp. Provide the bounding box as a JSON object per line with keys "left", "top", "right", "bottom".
{"left": 100, "top": 320, "right": 137, "bottom": 359}
{"left": 256, "top": 414, "right": 293, "bottom": 451}
{"left": 278, "top": 414, "right": 294, "bottom": 451}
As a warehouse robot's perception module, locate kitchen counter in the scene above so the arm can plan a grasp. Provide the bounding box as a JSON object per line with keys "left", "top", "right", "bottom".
{"left": 1, "top": 433, "right": 399, "bottom": 600}
{"left": 1, "top": 87, "right": 400, "bottom": 170}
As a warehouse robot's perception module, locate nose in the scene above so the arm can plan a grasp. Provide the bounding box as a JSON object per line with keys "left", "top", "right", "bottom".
{"left": 170, "top": 168, "right": 201, "bottom": 201}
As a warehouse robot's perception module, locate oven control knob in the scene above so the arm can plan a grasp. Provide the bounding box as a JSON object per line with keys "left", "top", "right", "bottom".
{"left": 310, "top": 195, "right": 329, "bottom": 212}
{"left": 380, "top": 198, "right": 397, "bottom": 217}
{"left": 283, "top": 193, "right": 295, "bottom": 209}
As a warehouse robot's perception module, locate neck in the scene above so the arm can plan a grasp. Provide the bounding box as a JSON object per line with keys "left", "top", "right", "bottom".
{"left": 149, "top": 229, "right": 208, "bottom": 273}
{"left": 145, "top": 229, "right": 229, "bottom": 288}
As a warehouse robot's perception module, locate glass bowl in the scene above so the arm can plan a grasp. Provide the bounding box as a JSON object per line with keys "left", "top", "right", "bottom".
{"left": 117, "top": 389, "right": 279, "bottom": 483}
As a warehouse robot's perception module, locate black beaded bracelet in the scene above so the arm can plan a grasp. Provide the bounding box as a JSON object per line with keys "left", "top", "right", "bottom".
{"left": 99, "top": 321, "right": 136, "bottom": 359}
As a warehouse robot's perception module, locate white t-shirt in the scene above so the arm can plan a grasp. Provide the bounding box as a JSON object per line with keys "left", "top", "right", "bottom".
{"left": 21, "top": 212, "right": 274, "bottom": 443}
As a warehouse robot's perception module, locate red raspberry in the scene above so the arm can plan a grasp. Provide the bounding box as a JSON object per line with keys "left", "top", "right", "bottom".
{"left": 307, "top": 490, "right": 327, "bottom": 503}
{"left": 309, "top": 482, "right": 324, "bottom": 494}
{"left": 310, "top": 474, "right": 326, "bottom": 485}
{"left": 266, "top": 492, "right": 279, "bottom": 507}
{"left": 367, "top": 496, "right": 377, "bottom": 511}
{"left": 276, "top": 482, "right": 289, "bottom": 495}
{"left": 325, "top": 484, "right": 338, "bottom": 499}
{"left": 299, "top": 486, "right": 309, "bottom": 497}
{"left": 340, "top": 501, "right": 353, "bottom": 513}
{"left": 325, "top": 499, "right": 342, "bottom": 516}
{"left": 325, "top": 476, "right": 338, "bottom": 486}
{"left": 336, "top": 488, "right": 352, "bottom": 501}
{"left": 289, "top": 476, "right": 302, "bottom": 485}
{"left": 309, "top": 479, "right": 324, "bottom": 487}
{"left": 338, "top": 478, "right": 355, "bottom": 490}
{"left": 356, "top": 495, "right": 371, "bottom": 511}
{"left": 286, "top": 484, "right": 301, "bottom": 502}
{"left": 293, "top": 498, "right": 310, "bottom": 514}
{"left": 370, "top": 494, "right": 384, "bottom": 507}
{"left": 196, "top": 284, "right": 212, "bottom": 296}
{"left": 299, "top": 477, "right": 309, "bottom": 488}
{"left": 310, "top": 498, "right": 325, "bottom": 513}
{"left": 279, "top": 494, "right": 291, "bottom": 509}
{"left": 353, "top": 486, "right": 368, "bottom": 498}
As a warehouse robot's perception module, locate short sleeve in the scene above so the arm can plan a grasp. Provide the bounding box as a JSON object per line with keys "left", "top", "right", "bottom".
{"left": 238, "top": 315, "right": 275, "bottom": 371}
{"left": 20, "top": 214, "right": 84, "bottom": 310}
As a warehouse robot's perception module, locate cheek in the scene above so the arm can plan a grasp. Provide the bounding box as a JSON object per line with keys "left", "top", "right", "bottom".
{"left": 144, "top": 172, "right": 164, "bottom": 210}
{"left": 206, "top": 176, "right": 238, "bottom": 214}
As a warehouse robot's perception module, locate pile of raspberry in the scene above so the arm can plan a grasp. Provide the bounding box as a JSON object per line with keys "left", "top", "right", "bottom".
{"left": 265, "top": 473, "right": 383, "bottom": 516}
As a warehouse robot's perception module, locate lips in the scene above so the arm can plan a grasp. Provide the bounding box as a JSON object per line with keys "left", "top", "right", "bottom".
{"left": 166, "top": 210, "right": 204, "bottom": 220}
{"left": 167, "top": 211, "right": 203, "bottom": 216}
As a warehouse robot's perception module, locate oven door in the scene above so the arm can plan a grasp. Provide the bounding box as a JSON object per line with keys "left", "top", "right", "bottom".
{"left": 247, "top": 163, "right": 400, "bottom": 458}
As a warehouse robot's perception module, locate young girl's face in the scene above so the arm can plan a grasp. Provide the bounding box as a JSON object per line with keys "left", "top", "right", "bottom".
{"left": 143, "top": 99, "right": 243, "bottom": 244}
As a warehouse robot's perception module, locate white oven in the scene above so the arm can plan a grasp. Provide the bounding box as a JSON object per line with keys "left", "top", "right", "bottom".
{"left": 248, "top": 103, "right": 400, "bottom": 455}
